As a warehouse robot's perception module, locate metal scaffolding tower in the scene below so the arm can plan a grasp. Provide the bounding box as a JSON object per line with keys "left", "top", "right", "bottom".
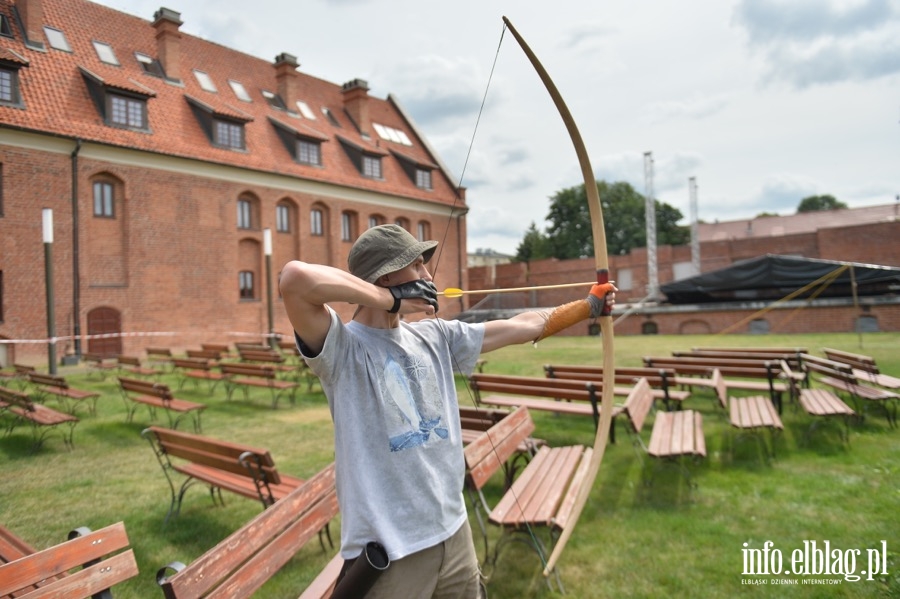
{"left": 644, "top": 152, "right": 659, "bottom": 299}
{"left": 689, "top": 176, "right": 700, "bottom": 275}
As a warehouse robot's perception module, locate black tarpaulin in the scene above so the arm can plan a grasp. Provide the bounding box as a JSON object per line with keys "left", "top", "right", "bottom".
{"left": 660, "top": 255, "right": 900, "bottom": 304}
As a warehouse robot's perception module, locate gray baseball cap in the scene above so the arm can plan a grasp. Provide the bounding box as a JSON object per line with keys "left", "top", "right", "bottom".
{"left": 348, "top": 224, "right": 438, "bottom": 283}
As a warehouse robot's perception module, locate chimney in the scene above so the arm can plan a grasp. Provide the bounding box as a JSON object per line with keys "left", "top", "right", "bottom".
{"left": 341, "top": 78, "right": 371, "bottom": 137}
{"left": 153, "top": 7, "right": 183, "bottom": 83}
{"left": 274, "top": 53, "right": 300, "bottom": 109}
{"left": 16, "top": 0, "right": 44, "bottom": 47}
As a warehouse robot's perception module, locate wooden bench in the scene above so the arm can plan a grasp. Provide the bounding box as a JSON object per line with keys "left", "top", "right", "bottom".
{"left": 823, "top": 347, "right": 900, "bottom": 390}
{"left": 459, "top": 405, "right": 546, "bottom": 488}
{"left": 1, "top": 364, "right": 35, "bottom": 389}
{"left": 795, "top": 355, "right": 858, "bottom": 444}
{"left": 118, "top": 377, "right": 206, "bottom": 432}
{"left": 156, "top": 463, "right": 337, "bottom": 598}
{"left": 0, "top": 523, "right": 36, "bottom": 567}
{"left": 643, "top": 356, "right": 793, "bottom": 412}
{"left": 615, "top": 378, "right": 706, "bottom": 487}
{"left": 463, "top": 405, "right": 593, "bottom": 591}
{"left": 117, "top": 355, "right": 164, "bottom": 378}
{"left": 26, "top": 372, "right": 101, "bottom": 416}
{"left": 170, "top": 357, "right": 226, "bottom": 393}
{"left": 82, "top": 352, "right": 118, "bottom": 380}
{"left": 220, "top": 363, "right": 299, "bottom": 408}
{"left": 0, "top": 385, "right": 79, "bottom": 451}
{"left": 469, "top": 372, "right": 603, "bottom": 429}
{"left": 543, "top": 364, "right": 691, "bottom": 409}
{"left": 0, "top": 522, "right": 138, "bottom": 598}
{"left": 142, "top": 425, "right": 314, "bottom": 524}
{"left": 724, "top": 393, "right": 784, "bottom": 459}
{"left": 186, "top": 348, "right": 223, "bottom": 363}
{"left": 801, "top": 353, "right": 896, "bottom": 429}
{"left": 146, "top": 346, "right": 174, "bottom": 367}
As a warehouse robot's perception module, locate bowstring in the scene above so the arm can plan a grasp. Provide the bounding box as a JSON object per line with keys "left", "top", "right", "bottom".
{"left": 430, "top": 21, "right": 551, "bottom": 574}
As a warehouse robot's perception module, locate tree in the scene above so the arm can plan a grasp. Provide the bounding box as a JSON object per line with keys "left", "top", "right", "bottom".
{"left": 797, "top": 195, "right": 847, "bottom": 212}
{"left": 514, "top": 222, "right": 550, "bottom": 262}
{"left": 522, "top": 180, "right": 690, "bottom": 259}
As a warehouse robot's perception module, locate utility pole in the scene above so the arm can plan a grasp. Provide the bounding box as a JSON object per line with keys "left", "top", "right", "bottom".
{"left": 644, "top": 152, "right": 659, "bottom": 300}
{"left": 690, "top": 177, "right": 700, "bottom": 275}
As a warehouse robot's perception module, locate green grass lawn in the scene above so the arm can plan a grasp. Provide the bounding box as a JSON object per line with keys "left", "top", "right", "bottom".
{"left": 1, "top": 332, "right": 898, "bottom": 598}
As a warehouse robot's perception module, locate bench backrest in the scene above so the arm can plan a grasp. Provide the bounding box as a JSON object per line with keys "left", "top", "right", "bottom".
{"left": 799, "top": 354, "right": 856, "bottom": 385}
{"left": 158, "top": 463, "right": 337, "bottom": 599}
{"left": 117, "top": 355, "right": 142, "bottom": 367}
{"left": 143, "top": 425, "right": 281, "bottom": 484}
{"left": 171, "top": 357, "right": 213, "bottom": 371}
{"left": 620, "top": 378, "right": 654, "bottom": 434}
{"left": 676, "top": 349, "right": 803, "bottom": 366}
{"left": 13, "top": 364, "right": 35, "bottom": 375}
{"left": 83, "top": 352, "right": 112, "bottom": 364}
{"left": 464, "top": 406, "right": 535, "bottom": 491}
{"left": 119, "top": 377, "right": 174, "bottom": 400}
{"left": 201, "top": 343, "right": 231, "bottom": 352}
{"left": 0, "top": 385, "right": 33, "bottom": 410}
{"left": 28, "top": 371, "right": 68, "bottom": 389}
{"left": 186, "top": 349, "right": 222, "bottom": 361}
{"left": 147, "top": 347, "right": 173, "bottom": 357}
{"left": 220, "top": 363, "right": 277, "bottom": 378}
{"left": 0, "top": 522, "right": 138, "bottom": 599}
{"left": 239, "top": 349, "right": 285, "bottom": 364}
{"left": 544, "top": 364, "right": 675, "bottom": 388}
{"left": 469, "top": 373, "right": 598, "bottom": 403}
{"left": 822, "top": 348, "right": 879, "bottom": 374}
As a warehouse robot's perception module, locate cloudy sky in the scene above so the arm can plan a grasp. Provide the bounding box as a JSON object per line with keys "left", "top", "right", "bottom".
{"left": 101, "top": 0, "right": 900, "bottom": 255}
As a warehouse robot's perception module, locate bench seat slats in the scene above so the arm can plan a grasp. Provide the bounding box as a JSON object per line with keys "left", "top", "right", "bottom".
{"left": 160, "top": 464, "right": 337, "bottom": 599}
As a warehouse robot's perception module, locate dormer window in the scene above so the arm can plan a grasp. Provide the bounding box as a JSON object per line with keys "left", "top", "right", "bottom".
{"left": 215, "top": 120, "right": 243, "bottom": 149}
{"left": 322, "top": 107, "right": 341, "bottom": 127}
{"left": 44, "top": 26, "right": 71, "bottom": 52}
{"left": 135, "top": 53, "right": 166, "bottom": 78}
{"left": 0, "top": 51, "right": 28, "bottom": 107}
{"left": 362, "top": 155, "right": 382, "bottom": 179}
{"left": 1, "top": 15, "right": 13, "bottom": 37}
{"left": 80, "top": 66, "right": 154, "bottom": 131}
{"left": 337, "top": 136, "right": 386, "bottom": 180}
{"left": 186, "top": 95, "right": 252, "bottom": 150}
{"left": 269, "top": 116, "right": 327, "bottom": 166}
{"left": 416, "top": 168, "right": 432, "bottom": 190}
{"left": 390, "top": 149, "right": 436, "bottom": 190}
{"left": 193, "top": 69, "right": 217, "bottom": 93}
{"left": 110, "top": 94, "right": 146, "bottom": 128}
{"left": 93, "top": 41, "right": 119, "bottom": 65}
{"left": 262, "top": 90, "right": 286, "bottom": 110}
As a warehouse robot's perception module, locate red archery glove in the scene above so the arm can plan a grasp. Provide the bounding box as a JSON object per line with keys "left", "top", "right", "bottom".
{"left": 587, "top": 282, "right": 617, "bottom": 317}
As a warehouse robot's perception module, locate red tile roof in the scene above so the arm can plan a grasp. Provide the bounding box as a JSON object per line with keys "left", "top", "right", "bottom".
{"left": 0, "top": 0, "right": 463, "bottom": 208}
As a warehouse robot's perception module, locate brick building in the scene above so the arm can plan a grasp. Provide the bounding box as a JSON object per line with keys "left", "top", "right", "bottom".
{"left": 0, "top": 0, "right": 469, "bottom": 367}
{"left": 466, "top": 204, "right": 900, "bottom": 335}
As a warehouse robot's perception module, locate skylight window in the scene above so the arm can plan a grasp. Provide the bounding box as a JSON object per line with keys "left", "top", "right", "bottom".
{"left": 193, "top": 69, "right": 217, "bottom": 93}
{"left": 0, "top": 14, "right": 12, "bottom": 37}
{"left": 44, "top": 26, "right": 71, "bottom": 52}
{"left": 296, "top": 101, "right": 316, "bottom": 119}
{"left": 374, "top": 122, "right": 412, "bottom": 146}
{"left": 93, "top": 41, "right": 119, "bottom": 65}
{"left": 228, "top": 80, "right": 252, "bottom": 102}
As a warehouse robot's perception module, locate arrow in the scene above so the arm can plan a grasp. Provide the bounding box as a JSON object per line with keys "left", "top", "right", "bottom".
{"left": 439, "top": 281, "right": 610, "bottom": 298}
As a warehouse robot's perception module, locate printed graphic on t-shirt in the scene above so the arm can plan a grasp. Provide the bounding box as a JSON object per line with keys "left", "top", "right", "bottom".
{"left": 382, "top": 353, "right": 448, "bottom": 452}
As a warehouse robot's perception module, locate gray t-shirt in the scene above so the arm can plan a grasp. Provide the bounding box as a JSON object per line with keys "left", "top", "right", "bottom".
{"left": 300, "top": 307, "right": 485, "bottom": 560}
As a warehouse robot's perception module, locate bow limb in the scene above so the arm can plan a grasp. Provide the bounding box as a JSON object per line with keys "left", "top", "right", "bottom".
{"left": 501, "top": 16, "right": 615, "bottom": 577}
